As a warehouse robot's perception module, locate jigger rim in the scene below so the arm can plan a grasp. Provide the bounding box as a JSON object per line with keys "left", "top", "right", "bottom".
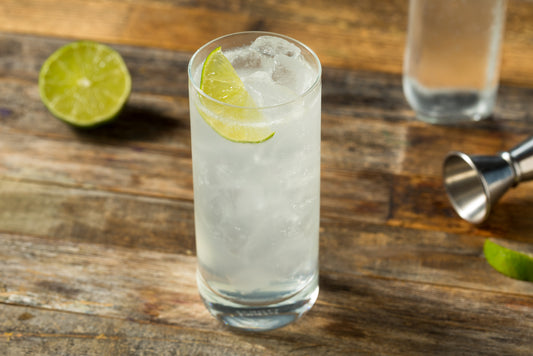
{"left": 443, "top": 151, "right": 491, "bottom": 224}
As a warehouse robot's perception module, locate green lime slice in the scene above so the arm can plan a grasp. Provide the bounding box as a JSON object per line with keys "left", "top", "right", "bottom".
{"left": 39, "top": 41, "right": 131, "bottom": 128}
{"left": 198, "top": 47, "right": 274, "bottom": 143}
{"left": 484, "top": 239, "right": 533, "bottom": 282}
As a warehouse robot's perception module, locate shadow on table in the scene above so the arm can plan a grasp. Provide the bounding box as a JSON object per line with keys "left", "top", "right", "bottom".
{"left": 70, "top": 104, "right": 190, "bottom": 144}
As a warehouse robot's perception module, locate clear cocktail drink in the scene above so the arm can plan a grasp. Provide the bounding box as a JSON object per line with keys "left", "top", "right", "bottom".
{"left": 188, "top": 32, "right": 321, "bottom": 331}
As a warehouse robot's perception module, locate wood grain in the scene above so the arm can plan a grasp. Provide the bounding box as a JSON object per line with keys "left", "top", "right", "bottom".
{"left": 3, "top": 33, "right": 533, "bottom": 246}
{"left": 2, "top": 0, "right": 533, "bottom": 86}
{"left": 1, "top": 233, "right": 532, "bottom": 355}
{"left": 0, "top": 178, "right": 195, "bottom": 254}
{"left": 1, "top": 1, "right": 533, "bottom": 352}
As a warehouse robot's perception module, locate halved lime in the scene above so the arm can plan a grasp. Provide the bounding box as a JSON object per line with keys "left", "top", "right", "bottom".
{"left": 484, "top": 239, "right": 533, "bottom": 282}
{"left": 39, "top": 41, "right": 131, "bottom": 128}
{"left": 198, "top": 47, "right": 274, "bottom": 143}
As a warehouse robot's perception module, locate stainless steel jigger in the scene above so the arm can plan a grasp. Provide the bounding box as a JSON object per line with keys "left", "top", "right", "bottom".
{"left": 443, "top": 136, "right": 533, "bottom": 224}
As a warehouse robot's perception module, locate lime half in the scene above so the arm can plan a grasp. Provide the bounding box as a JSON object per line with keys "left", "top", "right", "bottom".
{"left": 198, "top": 47, "right": 274, "bottom": 143}
{"left": 484, "top": 239, "right": 533, "bottom": 282}
{"left": 39, "top": 41, "right": 131, "bottom": 128}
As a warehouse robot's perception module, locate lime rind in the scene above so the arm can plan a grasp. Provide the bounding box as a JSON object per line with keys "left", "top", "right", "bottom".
{"left": 198, "top": 47, "right": 274, "bottom": 143}
{"left": 196, "top": 96, "right": 275, "bottom": 143}
{"left": 39, "top": 41, "right": 131, "bottom": 128}
{"left": 484, "top": 239, "right": 533, "bottom": 282}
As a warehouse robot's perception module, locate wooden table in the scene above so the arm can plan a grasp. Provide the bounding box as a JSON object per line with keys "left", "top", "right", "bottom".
{"left": 1, "top": 1, "right": 532, "bottom": 354}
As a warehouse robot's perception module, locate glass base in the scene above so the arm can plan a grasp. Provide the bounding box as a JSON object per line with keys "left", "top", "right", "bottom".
{"left": 403, "top": 76, "right": 496, "bottom": 125}
{"left": 197, "top": 272, "right": 319, "bottom": 331}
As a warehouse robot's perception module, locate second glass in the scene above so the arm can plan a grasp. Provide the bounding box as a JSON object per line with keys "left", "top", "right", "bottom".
{"left": 188, "top": 32, "right": 322, "bottom": 331}
{"left": 403, "top": 0, "right": 507, "bottom": 124}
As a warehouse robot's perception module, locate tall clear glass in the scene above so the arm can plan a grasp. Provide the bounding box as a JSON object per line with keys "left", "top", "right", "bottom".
{"left": 403, "top": 0, "right": 507, "bottom": 124}
{"left": 188, "top": 32, "right": 321, "bottom": 331}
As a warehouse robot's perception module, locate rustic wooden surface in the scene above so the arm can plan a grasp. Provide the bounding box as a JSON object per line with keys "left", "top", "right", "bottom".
{"left": 1, "top": 1, "right": 533, "bottom": 355}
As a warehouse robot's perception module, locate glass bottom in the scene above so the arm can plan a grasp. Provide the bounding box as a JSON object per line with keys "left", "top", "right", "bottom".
{"left": 197, "top": 272, "right": 319, "bottom": 331}
{"left": 403, "top": 76, "right": 496, "bottom": 124}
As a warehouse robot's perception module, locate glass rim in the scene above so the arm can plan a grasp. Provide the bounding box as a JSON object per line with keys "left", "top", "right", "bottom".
{"left": 188, "top": 31, "right": 322, "bottom": 110}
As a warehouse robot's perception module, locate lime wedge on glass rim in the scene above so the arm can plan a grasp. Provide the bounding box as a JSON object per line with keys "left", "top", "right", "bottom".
{"left": 198, "top": 47, "right": 274, "bottom": 143}
{"left": 39, "top": 41, "right": 131, "bottom": 128}
{"left": 484, "top": 239, "right": 533, "bottom": 282}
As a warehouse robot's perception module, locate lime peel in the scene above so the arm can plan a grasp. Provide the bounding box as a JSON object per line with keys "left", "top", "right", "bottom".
{"left": 484, "top": 239, "right": 533, "bottom": 282}
{"left": 39, "top": 41, "right": 131, "bottom": 128}
{"left": 198, "top": 47, "right": 274, "bottom": 143}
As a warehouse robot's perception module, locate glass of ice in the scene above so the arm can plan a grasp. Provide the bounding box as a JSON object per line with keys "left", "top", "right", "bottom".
{"left": 188, "top": 32, "right": 321, "bottom": 331}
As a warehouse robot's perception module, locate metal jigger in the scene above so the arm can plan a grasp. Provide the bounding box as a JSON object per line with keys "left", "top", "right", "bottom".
{"left": 443, "top": 136, "right": 533, "bottom": 224}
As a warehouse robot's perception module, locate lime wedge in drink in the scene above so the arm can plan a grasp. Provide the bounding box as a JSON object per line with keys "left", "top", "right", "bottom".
{"left": 484, "top": 239, "right": 533, "bottom": 282}
{"left": 199, "top": 47, "right": 274, "bottom": 143}
{"left": 39, "top": 41, "right": 131, "bottom": 128}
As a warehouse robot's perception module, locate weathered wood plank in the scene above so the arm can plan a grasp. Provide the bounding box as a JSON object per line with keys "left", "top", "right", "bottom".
{"left": 4, "top": 161, "right": 530, "bottom": 270}
{"left": 1, "top": 0, "right": 533, "bottom": 86}
{"left": 2, "top": 32, "right": 533, "bottom": 263}
{"left": 3, "top": 31, "right": 533, "bottom": 134}
{"left": 321, "top": 168, "right": 393, "bottom": 224}
{"left": 1, "top": 233, "right": 531, "bottom": 355}
{"left": 4, "top": 31, "right": 532, "bottom": 132}
{"left": 0, "top": 233, "right": 205, "bottom": 326}
{"left": 0, "top": 0, "right": 407, "bottom": 75}
{"left": 0, "top": 30, "right": 533, "bottom": 253}
{"left": 4, "top": 153, "right": 532, "bottom": 282}
{"left": 387, "top": 173, "right": 533, "bottom": 243}
{"left": 0, "top": 305, "right": 282, "bottom": 356}
{"left": 3, "top": 33, "right": 533, "bottom": 201}
{"left": 321, "top": 220, "right": 533, "bottom": 296}
{"left": 0, "top": 130, "right": 193, "bottom": 200}
{"left": 2, "top": 192, "right": 533, "bottom": 306}
{"left": 0, "top": 179, "right": 195, "bottom": 254}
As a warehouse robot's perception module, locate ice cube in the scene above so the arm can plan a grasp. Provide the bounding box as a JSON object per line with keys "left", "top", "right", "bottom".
{"left": 250, "top": 36, "right": 301, "bottom": 58}
{"left": 243, "top": 71, "right": 297, "bottom": 107}
{"left": 272, "top": 54, "right": 315, "bottom": 95}
{"left": 225, "top": 48, "right": 275, "bottom": 77}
